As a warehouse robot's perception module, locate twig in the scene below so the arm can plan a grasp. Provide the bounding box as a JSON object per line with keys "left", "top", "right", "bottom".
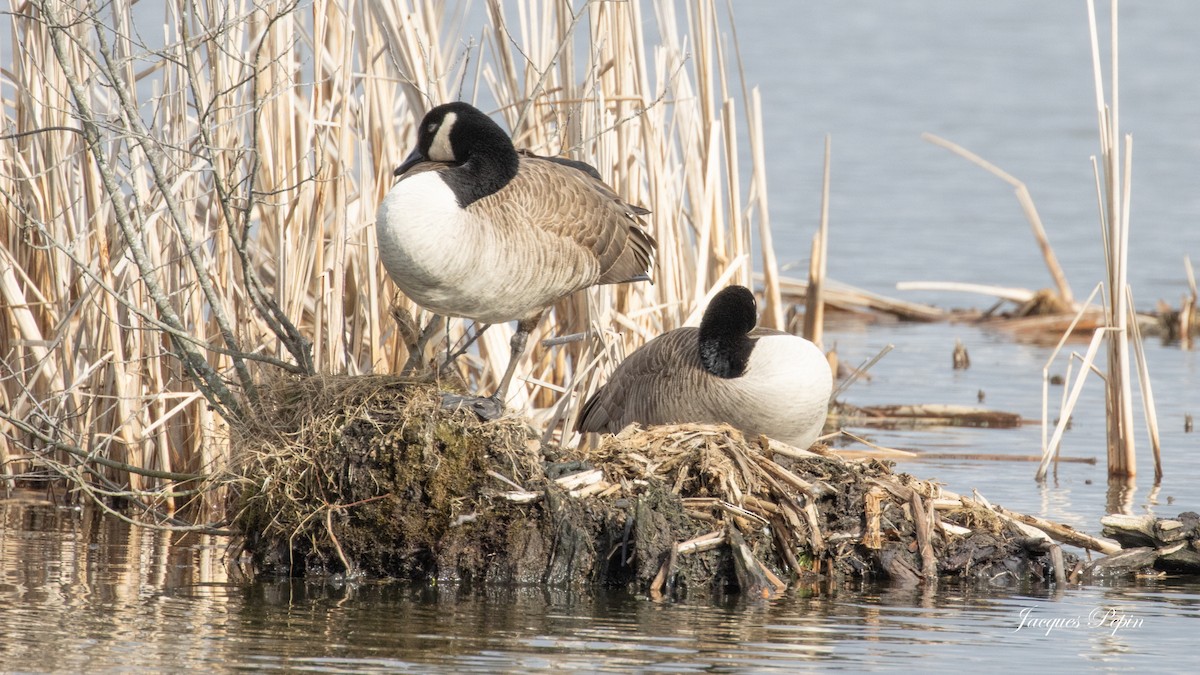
{"left": 832, "top": 344, "right": 894, "bottom": 400}
{"left": 6, "top": 413, "right": 205, "bottom": 483}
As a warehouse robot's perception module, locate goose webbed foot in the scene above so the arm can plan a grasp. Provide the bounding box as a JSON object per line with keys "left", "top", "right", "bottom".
{"left": 440, "top": 393, "right": 506, "bottom": 420}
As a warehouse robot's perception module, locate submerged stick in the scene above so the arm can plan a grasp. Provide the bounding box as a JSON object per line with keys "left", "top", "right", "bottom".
{"left": 727, "top": 524, "right": 787, "bottom": 598}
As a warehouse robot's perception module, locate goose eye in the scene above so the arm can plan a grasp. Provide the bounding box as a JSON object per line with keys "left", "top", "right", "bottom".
{"left": 426, "top": 122, "right": 438, "bottom": 134}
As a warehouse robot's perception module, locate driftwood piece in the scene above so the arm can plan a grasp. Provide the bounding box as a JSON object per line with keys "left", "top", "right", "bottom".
{"left": 1091, "top": 512, "right": 1200, "bottom": 574}
{"left": 835, "top": 404, "right": 1023, "bottom": 429}
{"left": 1084, "top": 547, "right": 1160, "bottom": 576}
{"left": 996, "top": 505, "right": 1122, "bottom": 555}
{"left": 1159, "top": 544, "right": 1200, "bottom": 569}
{"left": 764, "top": 273, "right": 946, "bottom": 321}
{"left": 1100, "top": 514, "right": 1159, "bottom": 547}
{"left": 1101, "top": 512, "right": 1200, "bottom": 549}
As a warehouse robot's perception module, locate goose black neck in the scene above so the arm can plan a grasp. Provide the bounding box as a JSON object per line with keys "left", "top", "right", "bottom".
{"left": 444, "top": 136, "right": 520, "bottom": 208}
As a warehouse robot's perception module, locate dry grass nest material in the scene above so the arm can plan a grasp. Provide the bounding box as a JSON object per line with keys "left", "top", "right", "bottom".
{"left": 229, "top": 374, "right": 540, "bottom": 578}
{"left": 227, "top": 375, "right": 1077, "bottom": 591}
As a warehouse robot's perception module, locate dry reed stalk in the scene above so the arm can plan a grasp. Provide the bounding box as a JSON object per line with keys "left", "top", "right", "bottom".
{"left": 895, "top": 281, "right": 1035, "bottom": 304}
{"left": 1126, "top": 285, "right": 1162, "bottom": 480}
{"left": 1036, "top": 0, "right": 1160, "bottom": 482}
{"left": 1086, "top": 0, "right": 1157, "bottom": 479}
{"left": 1038, "top": 327, "right": 1113, "bottom": 480}
{"left": 1, "top": 0, "right": 790, "bottom": 522}
{"left": 802, "top": 134, "right": 830, "bottom": 348}
{"left": 1182, "top": 255, "right": 1197, "bottom": 349}
{"left": 775, "top": 274, "right": 945, "bottom": 321}
{"left": 1037, "top": 282, "right": 1104, "bottom": 479}
{"left": 747, "top": 88, "right": 784, "bottom": 330}
{"left": 921, "top": 132, "right": 1074, "bottom": 307}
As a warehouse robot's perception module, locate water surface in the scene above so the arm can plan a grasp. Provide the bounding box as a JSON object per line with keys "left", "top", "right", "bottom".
{"left": 2, "top": 501, "right": 1197, "bottom": 673}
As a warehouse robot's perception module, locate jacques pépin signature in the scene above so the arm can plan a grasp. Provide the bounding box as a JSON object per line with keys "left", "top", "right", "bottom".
{"left": 1015, "top": 607, "right": 1144, "bottom": 636}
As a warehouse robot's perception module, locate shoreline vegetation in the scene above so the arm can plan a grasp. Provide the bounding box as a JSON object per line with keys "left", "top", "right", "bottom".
{"left": 1, "top": 0, "right": 1195, "bottom": 592}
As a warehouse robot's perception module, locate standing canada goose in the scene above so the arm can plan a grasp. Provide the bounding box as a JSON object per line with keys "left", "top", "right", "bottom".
{"left": 376, "top": 101, "right": 655, "bottom": 418}
{"left": 576, "top": 285, "right": 833, "bottom": 449}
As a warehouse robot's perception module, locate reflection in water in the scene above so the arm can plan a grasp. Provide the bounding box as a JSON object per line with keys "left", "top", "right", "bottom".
{"left": 1107, "top": 476, "right": 1138, "bottom": 516}
{"left": 0, "top": 499, "right": 232, "bottom": 671}
{"left": 1, "top": 501, "right": 1198, "bottom": 672}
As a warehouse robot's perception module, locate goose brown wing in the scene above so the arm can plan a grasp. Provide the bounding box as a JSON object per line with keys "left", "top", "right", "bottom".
{"left": 508, "top": 154, "right": 656, "bottom": 285}
{"left": 576, "top": 328, "right": 706, "bottom": 434}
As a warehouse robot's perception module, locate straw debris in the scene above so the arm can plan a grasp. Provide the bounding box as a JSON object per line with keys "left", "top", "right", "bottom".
{"left": 231, "top": 377, "right": 1093, "bottom": 595}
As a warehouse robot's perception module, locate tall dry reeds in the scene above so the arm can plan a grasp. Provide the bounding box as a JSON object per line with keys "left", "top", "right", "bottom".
{"left": 1036, "top": 0, "right": 1161, "bottom": 484}
{"left": 0, "top": 0, "right": 785, "bottom": 521}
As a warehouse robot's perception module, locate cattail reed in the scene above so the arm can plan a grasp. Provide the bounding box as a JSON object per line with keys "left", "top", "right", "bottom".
{"left": 0, "top": 0, "right": 790, "bottom": 517}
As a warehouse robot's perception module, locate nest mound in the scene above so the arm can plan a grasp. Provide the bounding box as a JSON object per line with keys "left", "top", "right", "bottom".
{"left": 229, "top": 376, "right": 1083, "bottom": 596}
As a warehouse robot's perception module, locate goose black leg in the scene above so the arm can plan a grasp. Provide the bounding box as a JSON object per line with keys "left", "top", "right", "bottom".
{"left": 441, "top": 311, "right": 543, "bottom": 420}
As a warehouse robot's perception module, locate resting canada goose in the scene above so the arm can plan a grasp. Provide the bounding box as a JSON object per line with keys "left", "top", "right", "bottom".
{"left": 376, "top": 101, "right": 655, "bottom": 417}
{"left": 576, "top": 285, "right": 833, "bottom": 449}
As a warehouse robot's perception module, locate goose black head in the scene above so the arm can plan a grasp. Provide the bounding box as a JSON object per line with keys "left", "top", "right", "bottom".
{"left": 698, "top": 285, "right": 758, "bottom": 378}
{"left": 394, "top": 102, "right": 521, "bottom": 207}
{"left": 394, "top": 102, "right": 516, "bottom": 173}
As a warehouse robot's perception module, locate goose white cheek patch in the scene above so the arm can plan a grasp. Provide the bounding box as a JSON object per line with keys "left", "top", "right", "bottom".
{"left": 428, "top": 112, "right": 457, "bottom": 161}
